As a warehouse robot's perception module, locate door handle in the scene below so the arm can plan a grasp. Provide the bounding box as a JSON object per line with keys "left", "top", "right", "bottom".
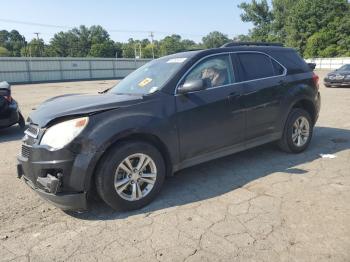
{"left": 228, "top": 92, "right": 241, "bottom": 99}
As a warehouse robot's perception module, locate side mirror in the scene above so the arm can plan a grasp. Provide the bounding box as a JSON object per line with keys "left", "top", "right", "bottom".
{"left": 177, "top": 79, "right": 207, "bottom": 94}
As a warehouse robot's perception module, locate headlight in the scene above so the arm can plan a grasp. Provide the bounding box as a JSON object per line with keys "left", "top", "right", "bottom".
{"left": 40, "top": 117, "right": 89, "bottom": 150}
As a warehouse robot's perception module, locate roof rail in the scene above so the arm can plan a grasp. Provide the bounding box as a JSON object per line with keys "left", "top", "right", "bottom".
{"left": 221, "top": 42, "right": 284, "bottom": 48}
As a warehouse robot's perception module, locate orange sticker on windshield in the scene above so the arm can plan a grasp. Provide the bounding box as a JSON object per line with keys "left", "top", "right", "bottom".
{"left": 138, "top": 78, "right": 153, "bottom": 87}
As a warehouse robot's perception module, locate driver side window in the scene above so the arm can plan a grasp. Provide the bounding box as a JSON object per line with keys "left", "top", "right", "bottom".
{"left": 184, "top": 55, "right": 235, "bottom": 89}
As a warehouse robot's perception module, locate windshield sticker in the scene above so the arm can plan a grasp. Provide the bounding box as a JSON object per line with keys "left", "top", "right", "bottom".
{"left": 166, "top": 58, "right": 187, "bottom": 64}
{"left": 138, "top": 78, "right": 153, "bottom": 87}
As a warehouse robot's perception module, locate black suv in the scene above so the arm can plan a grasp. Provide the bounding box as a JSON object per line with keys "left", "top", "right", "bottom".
{"left": 17, "top": 43, "right": 321, "bottom": 211}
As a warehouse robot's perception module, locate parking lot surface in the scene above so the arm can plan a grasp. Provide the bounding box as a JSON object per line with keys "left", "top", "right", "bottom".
{"left": 0, "top": 71, "right": 349, "bottom": 262}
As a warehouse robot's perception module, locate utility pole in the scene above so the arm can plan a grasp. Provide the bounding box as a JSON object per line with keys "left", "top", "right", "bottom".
{"left": 33, "top": 32, "right": 42, "bottom": 56}
{"left": 139, "top": 43, "right": 142, "bottom": 59}
{"left": 149, "top": 31, "right": 155, "bottom": 59}
{"left": 34, "top": 32, "right": 40, "bottom": 40}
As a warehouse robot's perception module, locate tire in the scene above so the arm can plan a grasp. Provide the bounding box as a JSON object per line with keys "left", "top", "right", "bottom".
{"left": 278, "top": 108, "right": 313, "bottom": 153}
{"left": 95, "top": 141, "right": 166, "bottom": 211}
{"left": 18, "top": 113, "right": 25, "bottom": 129}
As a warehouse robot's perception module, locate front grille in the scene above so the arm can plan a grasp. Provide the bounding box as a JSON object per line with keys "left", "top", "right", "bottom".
{"left": 25, "top": 124, "right": 40, "bottom": 138}
{"left": 21, "top": 145, "right": 31, "bottom": 158}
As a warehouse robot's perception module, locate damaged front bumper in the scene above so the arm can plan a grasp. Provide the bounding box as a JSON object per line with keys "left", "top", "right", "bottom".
{"left": 16, "top": 124, "right": 96, "bottom": 211}
{"left": 17, "top": 153, "right": 88, "bottom": 211}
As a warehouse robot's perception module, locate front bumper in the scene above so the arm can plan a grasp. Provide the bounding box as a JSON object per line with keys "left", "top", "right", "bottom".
{"left": 324, "top": 79, "right": 350, "bottom": 87}
{"left": 22, "top": 173, "right": 87, "bottom": 210}
{"left": 17, "top": 153, "right": 89, "bottom": 210}
{"left": 16, "top": 125, "right": 97, "bottom": 211}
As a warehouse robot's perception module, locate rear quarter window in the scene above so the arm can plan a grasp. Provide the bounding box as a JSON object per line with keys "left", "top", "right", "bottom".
{"left": 269, "top": 50, "right": 310, "bottom": 74}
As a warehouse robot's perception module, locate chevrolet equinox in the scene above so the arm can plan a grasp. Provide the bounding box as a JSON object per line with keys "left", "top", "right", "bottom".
{"left": 17, "top": 42, "right": 321, "bottom": 211}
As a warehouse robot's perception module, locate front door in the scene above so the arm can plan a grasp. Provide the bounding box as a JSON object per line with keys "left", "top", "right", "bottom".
{"left": 175, "top": 54, "right": 245, "bottom": 162}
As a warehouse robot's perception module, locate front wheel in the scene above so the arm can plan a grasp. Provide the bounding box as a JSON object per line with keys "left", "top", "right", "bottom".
{"left": 278, "top": 108, "right": 313, "bottom": 153}
{"left": 95, "top": 141, "right": 166, "bottom": 211}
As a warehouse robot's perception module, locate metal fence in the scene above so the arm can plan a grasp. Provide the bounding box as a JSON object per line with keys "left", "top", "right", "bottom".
{"left": 0, "top": 57, "right": 152, "bottom": 84}
{"left": 305, "top": 57, "right": 350, "bottom": 70}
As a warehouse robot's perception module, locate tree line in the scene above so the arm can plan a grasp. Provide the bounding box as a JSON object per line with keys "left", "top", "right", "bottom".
{"left": 238, "top": 0, "right": 350, "bottom": 58}
{"left": 0, "top": 27, "right": 230, "bottom": 59}
{"left": 0, "top": 0, "right": 349, "bottom": 59}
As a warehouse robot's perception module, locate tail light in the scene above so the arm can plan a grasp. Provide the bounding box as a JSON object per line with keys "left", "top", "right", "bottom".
{"left": 4, "top": 95, "right": 12, "bottom": 102}
{"left": 312, "top": 72, "right": 319, "bottom": 91}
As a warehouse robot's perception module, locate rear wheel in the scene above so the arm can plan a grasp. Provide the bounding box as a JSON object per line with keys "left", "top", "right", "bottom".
{"left": 95, "top": 141, "right": 165, "bottom": 211}
{"left": 278, "top": 108, "right": 313, "bottom": 153}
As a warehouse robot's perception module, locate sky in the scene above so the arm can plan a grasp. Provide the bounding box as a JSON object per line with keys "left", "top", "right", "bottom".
{"left": 0, "top": 0, "right": 253, "bottom": 43}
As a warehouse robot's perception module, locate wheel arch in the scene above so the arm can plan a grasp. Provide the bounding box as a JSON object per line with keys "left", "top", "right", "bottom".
{"left": 291, "top": 99, "right": 316, "bottom": 125}
{"left": 86, "top": 132, "right": 174, "bottom": 196}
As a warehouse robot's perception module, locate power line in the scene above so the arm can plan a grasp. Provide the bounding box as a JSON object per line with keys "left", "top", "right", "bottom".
{"left": 0, "top": 18, "right": 206, "bottom": 38}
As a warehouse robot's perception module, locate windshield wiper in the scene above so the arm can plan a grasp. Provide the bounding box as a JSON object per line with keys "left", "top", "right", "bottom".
{"left": 99, "top": 87, "right": 112, "bottom": 94}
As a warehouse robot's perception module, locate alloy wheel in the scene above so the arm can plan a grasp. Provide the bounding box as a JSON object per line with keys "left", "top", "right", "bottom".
{"left": 292, "top": 116, "right": 310, "bottom": 147}
{"left": 114, "top": 153, "right": 157, "bottom": 201}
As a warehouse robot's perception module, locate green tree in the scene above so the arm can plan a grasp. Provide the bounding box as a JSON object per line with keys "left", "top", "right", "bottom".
{"left": 122, "top": 38, "right": 137, "bottom": 58}
{"left": 49, "top": 25, "right": 114, "bottom": 57}
{"left": 0, "top": 46, "right": 10, "bottom": 57}
{"left": 24, "top": 38, "right": 45, "bottom": 57}
{"left": 0, "top": 30, "right": 26, "bottom": 56}
{"left": 202, "top": 31, "right": 230, "bottom": 48}
{"left": 238, "top": 0, "right": 274, "bottom": 41}
{"left": 232, "top": 34, "right": 252, "bottom": 42}
{"left": 285, "top": 0, "right": 350, "bottom": 55}
{"left": 89, "top": 41, "right": 117, "bottom": 57}
{"left": 159, "top": 35, "right": 185, "bottom": 55}
{"left": 238, "top": 0, "right": 350, "bottom": 57}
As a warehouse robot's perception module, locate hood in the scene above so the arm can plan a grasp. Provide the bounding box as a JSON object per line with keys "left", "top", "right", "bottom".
{"left": 28, "top": 93, "right": 143, "bottom": 127}
{"left": 329, "top": 70, "right": 350, "bottom": 76}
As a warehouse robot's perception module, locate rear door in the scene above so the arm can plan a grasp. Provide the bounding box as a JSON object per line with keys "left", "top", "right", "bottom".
{"left": 175, "top": 54, "right": 245, "bottom": 161}
{"left": 236, "top": 52, "right": 286, "bottom": 141}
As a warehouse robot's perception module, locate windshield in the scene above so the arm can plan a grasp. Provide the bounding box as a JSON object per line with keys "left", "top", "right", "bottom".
{"left": 338, "top": 64, "right": 350, "bottom": 71}
{"left": 110, "top": 56, "right": 188, "bottom": 95}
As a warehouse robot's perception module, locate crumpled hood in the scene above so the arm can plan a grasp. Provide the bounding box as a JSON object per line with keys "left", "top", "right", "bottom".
{"left": 28, "top": 93, "right": 143, "bottom": 127}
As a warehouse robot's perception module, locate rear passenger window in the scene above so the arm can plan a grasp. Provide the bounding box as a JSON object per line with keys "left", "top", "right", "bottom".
{"left": 238, "top": 53, "right": 275, "bottom": 81}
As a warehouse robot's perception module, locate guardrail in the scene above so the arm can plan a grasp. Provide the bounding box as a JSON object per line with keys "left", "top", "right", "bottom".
{"left": 0, "top": 57, "right": 152, "bottom": 84}
{"left": 305, "top": 57, "right": 350, "bottom": 70}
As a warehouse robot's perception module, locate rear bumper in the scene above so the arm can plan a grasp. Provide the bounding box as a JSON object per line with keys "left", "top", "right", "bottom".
{"left": 0, "top": 104, "right": 20, "bottom": 128}
{"left": 315, "top": 91, "right": 321, "bottom": 123}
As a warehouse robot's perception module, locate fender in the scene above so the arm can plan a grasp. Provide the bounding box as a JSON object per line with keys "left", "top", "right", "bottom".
{"left": 279, "top": 76, "right": 317, "bottom": 131}
{"left": 69, "top": 94, "right": 179, "bottom": 192}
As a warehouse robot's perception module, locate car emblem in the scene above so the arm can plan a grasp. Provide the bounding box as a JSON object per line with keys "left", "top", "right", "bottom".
{"left": 335, "top": 74, "right": 344, "bottom": 80}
